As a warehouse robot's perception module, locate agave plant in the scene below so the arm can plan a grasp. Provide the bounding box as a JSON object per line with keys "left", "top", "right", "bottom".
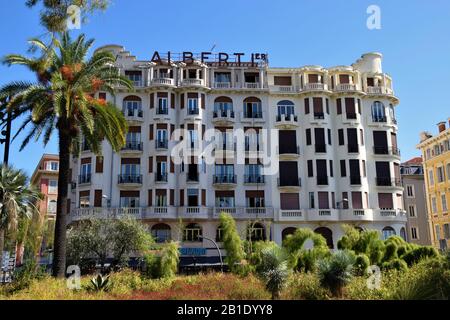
{"left": 317, "top": 250, "right": 355, "bottom": 298}
{"left": 256, "top": 246, "right": 290, "bottom": 300}
{"left": 88, "top": 274, "right": 111, "bottom": 292}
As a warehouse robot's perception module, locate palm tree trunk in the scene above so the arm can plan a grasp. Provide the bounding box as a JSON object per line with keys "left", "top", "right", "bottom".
{"left": 0, "top": 229, "right": 4, "bottom": 269}
{"left": 52, "top": 128, "right": 71, "bottom": 278}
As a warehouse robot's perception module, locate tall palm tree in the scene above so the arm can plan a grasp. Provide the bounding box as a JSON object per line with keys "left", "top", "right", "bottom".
{"left": 0, "top": 164, "right": 41, "bottom": 266}
{"left": 0, "top": 33, "right": 132, "bottom": 277}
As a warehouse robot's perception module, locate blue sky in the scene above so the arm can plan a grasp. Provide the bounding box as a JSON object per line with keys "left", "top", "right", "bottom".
{"left": 0, "top": 0, "right": 449, "bottom": 176}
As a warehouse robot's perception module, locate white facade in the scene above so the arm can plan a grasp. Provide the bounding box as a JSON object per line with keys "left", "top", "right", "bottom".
{"left": 68, "top": 47, "right": 406, "bottom": 261}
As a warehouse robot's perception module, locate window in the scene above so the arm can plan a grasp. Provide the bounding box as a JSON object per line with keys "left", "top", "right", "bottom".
{"left": 244, "top": 98, "right": 262, "bottom": 118}
{"left": 435, "top": 224, "right": 441, "bottom": 241}
{"left": 151, "top": 224, "right": 171, "bottom": 243}
{"left": 306, "top": 129, "right": 312, "bottom": 145}
{"left": 48, "top": 180, "right": 58, "bottom": 194}
{"left": 437, "top": 167, "right": 445, "bottom": 183}
{"left": 431, "top": 197, "right": 437, "bottom": 213}
{"left": 371, "top": 101, "right": 386, "bottom": 122}
{"left": 120, "top": 196, "right": 140, "bottom": 208}
{"left": 408, "top": 205, "right": 416, "bottom": 217}
{"left": 442, "top": 194, "right": 448, "bottom": 212}
{"left": 48, "top": 200, "right": 57, "bottom": 213}
{"left": 338, "top": 129, "right": 344, "bottom": 145}
{"left": 444, "top": 224, "right": 450, "bottom": 239}
{"left": 158, "top": 97, "right": 168, "bottom": 112}
{"left": 215, "top": 195, "right": 235, "bottom": 208}
{"left": 411, "top": 227, "right": 418, "bottom": 240}
{"left": 183, "top": 223, "right": 202, "bottom": 242}
{"left": 187, "top": 98, "right": 198, "bottom": 114}
{"left": 429, "top": 170, "right": 435, "bottom": 185}
{"left": 247, "top": 223, "right": 266, "bottom": 242}
{"left": 79, "top": 195, "right": 90, "bottom": 208}
{"left": 406, "top": 185, "right": 415, "bottom": 198}
{"left": 188, "top": 129, "right": 198, "bottom": 149}
{"left": 277, "top": 100, "right": 295, "bottom": 118}
{"left": 155, "top": 190, "right": 167, "bottom": 207}
{"left": 309, "top": 192, "right": 315, "bottom": 209}
{"left": 340, "top": 160, "right": 347, "bottom": 177}
{"left": 447, "top": 163, "right": 450, "bottom": 180}
{"left": 382, "top": 227, "right": 396, "bottom": 240}
{"left": 123, "top": 97, "right": 142, "bottom": 117}
{"left": 46, "top": 161, "right": 59, "bottom": 171}
{"left": 307, "top": 160, "right": 314, "bottom": 177}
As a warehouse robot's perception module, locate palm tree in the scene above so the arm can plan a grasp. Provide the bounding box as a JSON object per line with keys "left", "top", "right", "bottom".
{"left": 0, "top": 33, "right": 132, "bottom": 277}
{"left": 0, "top": 164, "right": 41, "bottom": 266}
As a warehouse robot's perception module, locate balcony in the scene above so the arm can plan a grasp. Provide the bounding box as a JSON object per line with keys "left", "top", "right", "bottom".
{"left": 244, "top": 82, "right": 261, "bottom": 89}
{"left": 244, "top": 174, "right": 265, "bottom": 184}
{"left": 275, "top": 114, "right": 299, "bottom": 129}
{"left": 307, "top": 209, "right": 340, "bottom": 222}
{"left": 155, "top": 139, "right": 169, "bottom": 150}
{"left": 124, "top": 109, "right": 143, "bottom": 122}
{"left": 78, "top": 174, "right": 91, "bottom": 185}
{"left": 155, "top": 173, "right": 168, "bottom": 183}
{"left": 213, "top": 207, "right": 274, "bottom": 220}
{"left": 241, "top": 111, "right": 264, "bottom": 123}
{"left": 69, "top": 207, "right": 145, "bottom": 223}
{"left": 144, "top": 206, "right": 177, "bottom": 219}
{"left": 277, "top": 210, "right": 305, "bottom": 222}
{"left": 376, "top": 177, "right": 402, "bottom": 188}
{"left": 212, "top": 110, "right": 235, "bottom": 125}
{"left": 118, "top": 174, "right": 143, "bottom": 185}
{"left": 181, "top": 79, "right": 205, "bottom": 87}
{"left": 373, "top": 209, "right": 407, "bottom": 222}
{"left": 151, "top": 78, "right": 175, "bottom": 86}
{"left": 121, "top": 141, "right": 143, "bottom": 153}
{"left": 213, "top": 174, "right": 237, "bottom": 187}
{"left": 340, "top": 209, "right": 374, "bottom": 222}
{"left": 278, "top": 178, "right": 301, "bottom": 188}
{"left": 213, "top": 82, "right": 232, "bottom": 89}
{"left": 315, "top": 144, "right": 327, "bottom": 153}
{"left": 303, "top": 83, "right": 327, "bottom": 92}
{"left": 366, "top": 86, "right": 393, "bottom": 95}
{"left": 270, "top": 85, "right": 295, "bottom": 93}
{"left": 373, "top": 146, "right": 401, "bottom": 158}
{"left": 156, "top": 107, "right": 169, "bottom": 116}
{"left": 350, "top": 176, "right": 362, "bottom": 185}
{"left": 178, "top": 206, "right": 210, "bottom": 219}
{"left": 186, "top": 172, "right": 200, "bottom": 183}
{"left": 335, "top": 83, "right": 358, "bottom": 92}
{"left": 317, "top": 176, "right": 329, "bottom": 186}
{"left": 314, "top": 112, "right": 325, "bottom": 120}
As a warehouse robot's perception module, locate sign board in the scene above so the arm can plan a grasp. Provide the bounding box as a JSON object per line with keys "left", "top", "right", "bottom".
{"left": 179, "top": 248, "right": 207, "bottom": 256}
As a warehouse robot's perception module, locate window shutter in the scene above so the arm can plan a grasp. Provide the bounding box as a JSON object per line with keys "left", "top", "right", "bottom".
{"left": 170, "top": 189, "right": 175, "bottom": 206}
{"left": 149, "top": 124, "right": 154, "bottom": 140}
{"left": 202, "top": 189, "right": 206, "bottom": 206}
{"left": 149, "top": 157, "right": 153, "bottom": 173}
{"left": 148, "top": 190, "right": 153, "bottom": 207}
{"left": 337, "top": 99, "right": 342, "bottom": 114}
{"left": 180, "top": 94, "right": 185, "bottom": 109}
{"left": 94, "top": 190, "right": 103, "bottom": 207}
{"left": 95, "top": 156, "right": 104, "bottom": 173}
{"left": 304, "top": 98, "right": 310, "bottom": 114}
{"left": 180, "top": 190, "right": 184, "bottom": 206}
{"left": 150, "top": 93, "right": 154, "bottom": 109}
{"left": 171, "top": 93, "right": 175, "bottom": 109}
{"left": 201, "top": 94, "right": 205, "bottom": 109}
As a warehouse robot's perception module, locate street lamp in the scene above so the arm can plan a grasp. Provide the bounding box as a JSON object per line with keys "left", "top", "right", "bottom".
{"left": 198, "top": 235, "right": 223, "bottom": 273}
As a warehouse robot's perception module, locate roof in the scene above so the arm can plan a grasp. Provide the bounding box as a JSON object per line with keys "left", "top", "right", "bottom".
{"left": 402, "top": 157, "right": 423, "bottom": 165}
{"left": 30, "top": 154, "right": 59, "bottom": 185}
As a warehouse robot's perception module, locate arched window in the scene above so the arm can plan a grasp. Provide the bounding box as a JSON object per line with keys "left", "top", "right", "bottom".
{"left": 214, "top": 97, "right": 233, "bottom": 116}
{"left": 277, "top": 100, "right": 295, "bottom": 119}
{"left": 183, "top": 223, "right": 202, "bottom": 242}
{"left": 123, "top": 95, "right": 142, "bottom": 117}
{"left": 371, "top": 101, "right": 385, "bottom": 122}
{"left": 151, "top": 224, "right": 171, "bottom": 243}
{"left": 243, "top": 97, "right": 262, "bottom": 119}
{"left": 216, "top": 224, "right": 224, "bottom": 242}
{"left": 314, "top": 227, "right": 334, "bottom": 249}
{"left": 382, "top": 227, "right": 396, "bottom": 240}
{"left": 282, "top": 227, "right": 297, "bottom": 241}
{"left": 48, "top": 200, "right": 57, "bottom": 214}
{"left": 400, "top": 227, "right": 407, "bottom": 241}
{"left": 247, "top": 222, "right": 266, "bottom": 242}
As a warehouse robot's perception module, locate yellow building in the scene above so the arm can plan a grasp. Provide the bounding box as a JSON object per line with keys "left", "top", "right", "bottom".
{"left": 417, "top": 120, "right": 450, "bottom": 250}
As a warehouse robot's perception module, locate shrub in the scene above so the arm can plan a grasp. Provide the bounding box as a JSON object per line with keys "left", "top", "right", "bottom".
{"left": 255, "top": 246, "right": 290, "bottom": 300}
{"left": 287, "top": 273, "right": 329, "bottom": 300}
{"left": 382, "top": 258, "right": 408, "bottom": 272}
{"left": 143, "top": 253, "right": 162, "bottom": 279}
{"left": 354, "top": 254, "right": 370, "bottom": 276}
{"left": 317, "top": 250, "right": 356, "bottom": 297}
{"left": 402, "top": 246, "right": 439, "bottom": 267}
{"left": 382, "top": 243, "right": 398, "bottom": 262}
{"left": 87, "top": 274, "right": 111, "bottom": 292}
{"left": 159, "top": 241, "right": 180, "bottom": 278}
{"left": 219, "top": 213, "right": 245, "bottom": 273}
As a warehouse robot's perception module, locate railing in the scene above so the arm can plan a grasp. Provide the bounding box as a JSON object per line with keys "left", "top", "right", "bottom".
{"left": 182, "top": 79, "right": 203, "bottom": 86}
{"left": 280, "top": 210, "right": 303, "bottom": 218}
{"left": 366, "top": 86, "right": 393, "bottom": 95}
{"left": 317, "top": 176, "right": 329, "bottom": 186}
{"left": 124, "top": 109, "right": 143, "bottom": 118}
{"left": 348, "top": 144, "right": 359, "bottom": 153}
{"left": 278, "top": 178, "right": 301, "bottom": 187}
{"left": 319, "top": 210, "right": 332, "bottom": 216}
{"left": 350, "top": 176, "right": 362, "bottom": 185}
{"left": 315, "top": 144, "right": 327, "bottom": 153}
{"left": 242, "top": 111, "right": 263, "bottom": 119}
{"left": 244, "top": 82, "right": 260, "bottom": 89}
{"left": 271, "top": 85, "right": 294, "bottom": 92}
{"left": 118, "top": 174, "right": 143, "bottom": 184}
{"left": 336, "top": 83, "right": 357, "bottom": 91}
{"left": 213, "top": 174, "right": 237, "bottom": 184}
{"left": 152, "top": 78, "right": 174, "bottom": 86}
{"left": 371, "top": 116, "right": 387, "bottom": 123}
{"left": 278, "top": 146, "right": 300, "bottom": 155}
{"left": 78, "top": 174, "right": 91, "bottom": 184}
{"left": 276, "top": 114, "right": 298, "bottom": 122}
{"left": 122, "top": 141, "right": 143, "bottom": 151}
{"left": 214, "top": 82, "right": 231, "bottom": 89}
{"left": 187, "top": 173, "right": 200, "bottom": 182}
{"left": 314, "top": 112, "right": 325, "bottom": 120}
{"left": 373, "top": 146, "right": 401, "bottom": 156}
{"left": 346, "top": 112, "right": 357, "bottom": 120}
{"left": 213, "top": 207, "right": 274, "bottom": 219}
{"left": 155, "top": 140, "right": 169, "bottom": 149}
{"left": 155, "top": 173, "right": 168, "bottom": 183}
{"left": 213, "top": 110, "right": 235, "bottom": 119}
{"left": 376, "top": 177, "right": 402, "bottom": 187}
{"left": 156, "top": 107, "right": 169, "bottom": 115}
{"left": 303, "top": 83, "right": 325, "bottom": 91}
{"left": 244, "top": 175, "right": 265, "bottom": 184}
{"left": 187, "top": 108, "right": 200, "bottom": 115}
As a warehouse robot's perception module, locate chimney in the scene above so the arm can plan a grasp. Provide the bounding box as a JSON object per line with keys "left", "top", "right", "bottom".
{"left": 438, "top": 121, "right": 446, "bottom": 133}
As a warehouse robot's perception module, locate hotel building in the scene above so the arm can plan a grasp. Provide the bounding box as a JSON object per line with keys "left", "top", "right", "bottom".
{"left": 417, "top": 121, "right": 450, "bottom": 250}
{"left": 68, "top": 47, "right": 406, "bottom": 263}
